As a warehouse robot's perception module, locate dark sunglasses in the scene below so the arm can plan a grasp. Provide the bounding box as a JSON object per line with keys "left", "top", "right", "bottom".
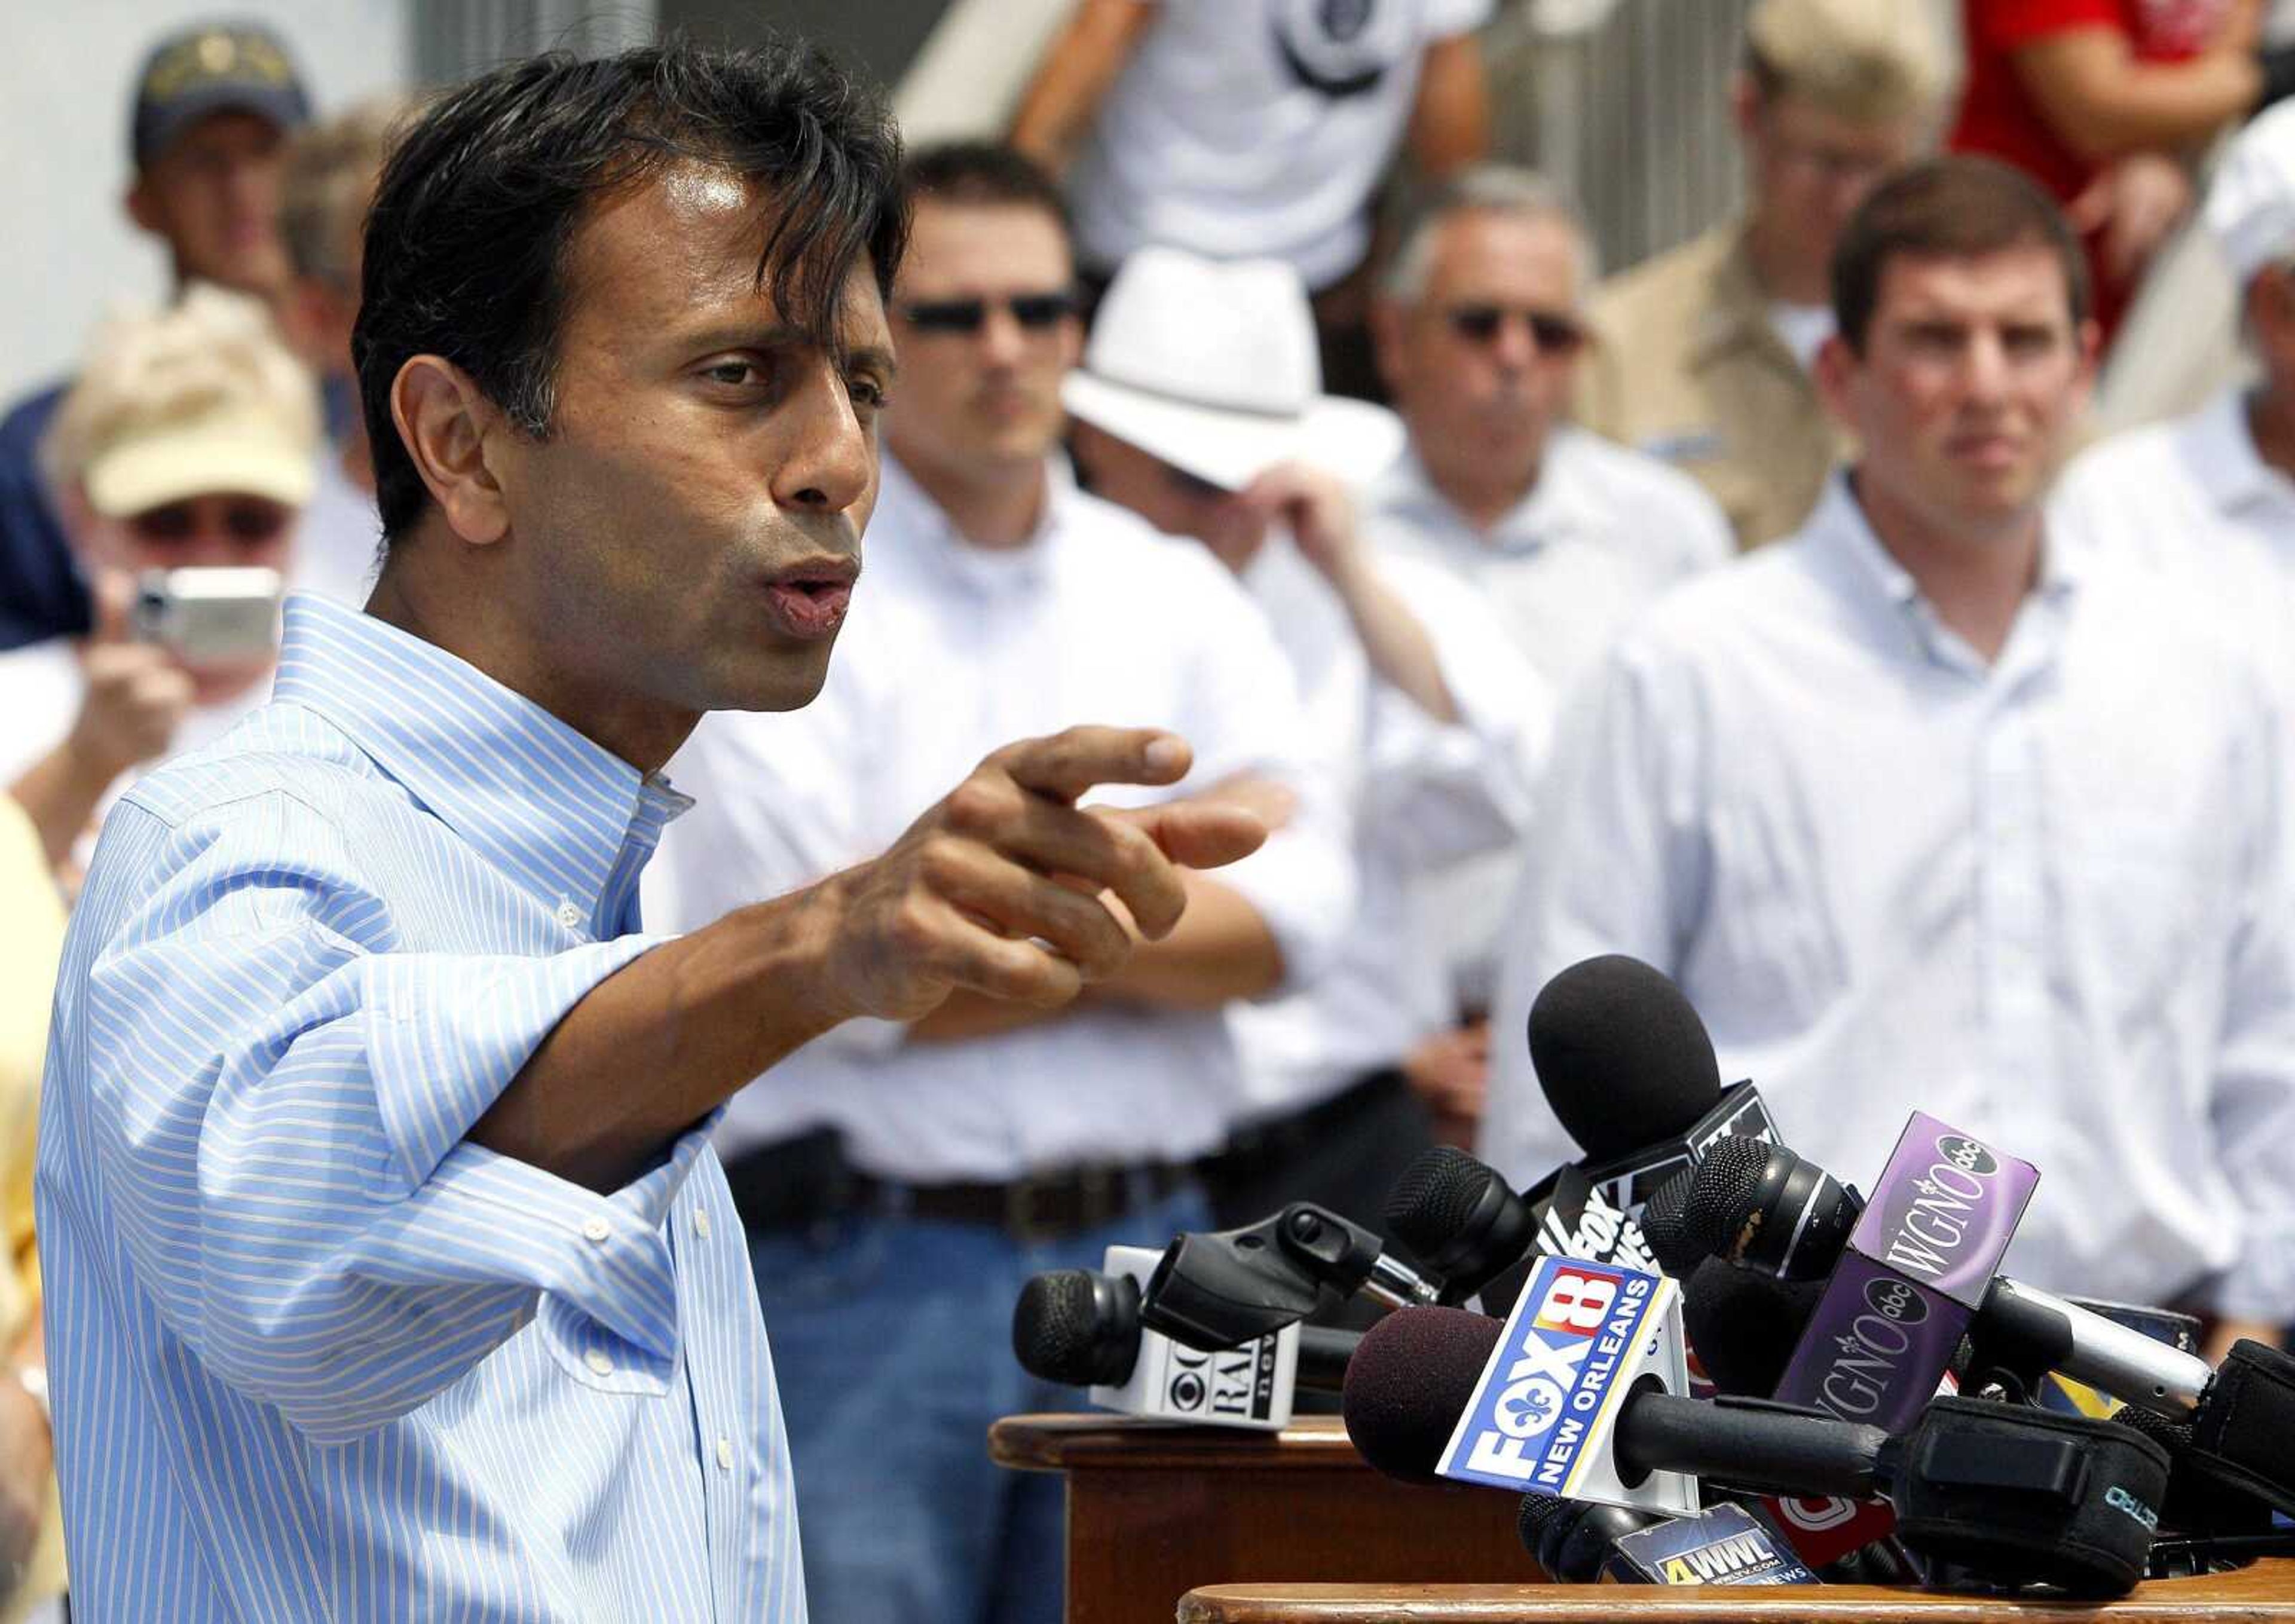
{"left": 1446, "top": 304, "right": 1587, "bottom": 355}
{"left": 900, "top": 290, "right": 1080, "bottom": 335}
{"left": 128, "top": 498, "right": 293, "bottom": 545}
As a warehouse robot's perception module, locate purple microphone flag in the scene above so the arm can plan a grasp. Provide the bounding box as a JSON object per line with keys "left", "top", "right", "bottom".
{"left": 1774, "top": 1113, "right": 2037, "bottom": 1432}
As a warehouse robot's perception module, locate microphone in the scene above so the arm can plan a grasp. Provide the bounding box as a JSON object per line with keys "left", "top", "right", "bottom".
{"left": 1140, "top": 1202, "right": 1439, "bottom": 1352}
{"left": 1344, "top": 1306, "right": 2172, "bottom": 1597}
{"left": 1679, "top": 1258, "right": 1829, "bottom": 1397}
{"left": 1649, "top": 1136, "right": 2213, "bottom": 1424}
{"left": 1015, "top": 1266, "right": 1358, "bottom": 1395}
{"left": 1517, "top": 1493, "right": 1820, "bottom": 1585}
{"left": 1342, "top": 1307, "right": 1886, "bottom": 1501}
{"left": 1011, "top": 1246, "right": 1314, "bottom": 1429}
{"left": 1387, "top": 956, "right": 1774, "bottom": 1308}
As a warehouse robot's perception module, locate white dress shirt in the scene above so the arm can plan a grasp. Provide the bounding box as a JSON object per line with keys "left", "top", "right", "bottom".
{"left": 2052, "top": 386, "right": 2295, "bottom": 701}
{"left": 644, "top": 455, "right": 1353, "bottom": 1180}
{"left": 1365, "top": 429, "right": 1735, "bottom": 1007}
{"left": 1226, "top": 537, "right": 1550, "bottom": 1122}
{"left": 1479, "top": 476, "right": 2295, "bottom": 1317}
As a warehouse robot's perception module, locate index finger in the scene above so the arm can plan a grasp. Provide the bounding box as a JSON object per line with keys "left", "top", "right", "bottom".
{"left": 987, "top": 725, "right": 1192, "bottom": 805}
{"left": 88, "top": 570, "right": 137, "bottom": 646}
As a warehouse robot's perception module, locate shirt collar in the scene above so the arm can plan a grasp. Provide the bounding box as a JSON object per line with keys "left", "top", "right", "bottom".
{"left": 2178, "top": 386, "right": 2293, "bottom": 513}
{"left": 872, "top": 451, "right": 1064, "bottom": 595}
{"left": 1687, "top": 225, "right": 1803, "bottom": 376}
{"left": 1377, "top": 433, "right": 1601, "bottom": 555}
{"left": 271, "top": 593, "right": 692, "bottom": 929}
{"left": 1806, "top": 473, "right": 2081, "bottom": 671}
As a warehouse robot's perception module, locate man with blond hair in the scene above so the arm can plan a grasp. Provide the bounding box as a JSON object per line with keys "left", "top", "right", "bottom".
{"left": 1578, "top": 0, "right": 1947, "bottom": 548}
{"left": 0, "top": 286, "right": 319, "bottom": 877}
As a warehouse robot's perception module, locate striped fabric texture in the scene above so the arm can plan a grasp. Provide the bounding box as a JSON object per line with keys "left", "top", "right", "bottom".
{"left": 36, "top": 594, "right": 806, "bottom": 1621}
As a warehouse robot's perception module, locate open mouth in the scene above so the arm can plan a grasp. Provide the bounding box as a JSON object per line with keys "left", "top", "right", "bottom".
{"left": 763, "top": 562, "right": 858, "bottom": 640}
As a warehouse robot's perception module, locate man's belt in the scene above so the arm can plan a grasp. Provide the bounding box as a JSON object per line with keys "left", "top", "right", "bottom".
{"left": 723, "top": 1128, "right": 1195, "bottom": 1245}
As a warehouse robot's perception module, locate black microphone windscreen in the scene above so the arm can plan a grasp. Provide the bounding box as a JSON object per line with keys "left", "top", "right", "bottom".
{"left": 1341, "top": 1306, "right": 1501, "bottom": 1484}
{"left": 1012, "top": 1270, "right": 1133, "bottom": 1387}
{"left": 1665, "top": 1136, "right": 1775, "bottom": 1271}
{"left": 1681, "top": 1258, "right": 1823, "bottom": 1396}
{"left": 1385, "top": 1146, "right": 1498, "bottom": 1261}
{"left": 1526, "top": 956, "right": 1721, "bottom": 1162}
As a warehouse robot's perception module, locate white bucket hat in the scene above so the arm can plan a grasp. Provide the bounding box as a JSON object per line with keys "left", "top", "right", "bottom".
{"left": 2208, "top": 99, "right": 2295, "bottom": 288}
{"left": 1062, "top": 245, "right": 1403, "bottom": 491}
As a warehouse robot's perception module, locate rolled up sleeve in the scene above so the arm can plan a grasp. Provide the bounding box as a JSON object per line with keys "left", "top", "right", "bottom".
{"left": 74, "top": 797, "right": 702, "bottom": 1444}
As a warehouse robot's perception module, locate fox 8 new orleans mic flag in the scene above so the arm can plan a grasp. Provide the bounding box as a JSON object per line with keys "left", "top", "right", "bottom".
{"left": 1436, "top": 1256, "right": 1698, "bottom": 1515}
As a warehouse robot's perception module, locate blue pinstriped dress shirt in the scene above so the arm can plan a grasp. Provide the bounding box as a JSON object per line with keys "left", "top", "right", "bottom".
{"left": 35, "top": 594, "right": 805, "bottom": 1620}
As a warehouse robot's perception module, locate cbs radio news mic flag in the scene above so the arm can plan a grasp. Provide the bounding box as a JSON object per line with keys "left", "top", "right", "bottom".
{"left": 1435, "top": 1256, "right": 1698, "bottom": 1516}
{"left": 1091, "top": 1246, "right": 1299, "bottom": 1429}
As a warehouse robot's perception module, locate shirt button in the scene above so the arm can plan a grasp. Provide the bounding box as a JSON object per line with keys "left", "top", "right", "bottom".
{"left": 585, "top": 1348, "right": 614, "bottom": 1378}
{"left": 582, "top": 1216, "right": 612, "bottom": 1244}
{"left": 715, "top": 1436, "right": 736, "bottom": 1471}
{"left": 556, "top": 901, "right": 584, "bottom": 929}
{"left": 692, "top": 1207, "right": 712, "bottom": 1239}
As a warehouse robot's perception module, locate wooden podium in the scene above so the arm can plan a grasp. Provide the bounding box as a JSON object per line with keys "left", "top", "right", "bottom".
{"left": 1174, "top": 1565, "right": 2295, "bottom": 1621}
{"left": 988, "top": 1412, "right": 1540, "bottom": 1624}
{"left": 990, "top": 1414, "right": 2295, "bottom": 1624}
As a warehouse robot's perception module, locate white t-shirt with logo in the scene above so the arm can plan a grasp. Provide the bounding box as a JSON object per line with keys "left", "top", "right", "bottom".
{"left": 1067, "top": 0, "right": 1495, "bottom": 290}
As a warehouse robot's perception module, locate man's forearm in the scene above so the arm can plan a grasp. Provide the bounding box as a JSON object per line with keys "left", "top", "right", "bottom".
{"left": 1009, "top": 0, "right": 1156, "bottom": 170}
{"left": 1096, "top": 873, "right": 1282, "bottom": 1008}
{"left": 471, "top": 884, "right": 858, "bottom": 1194}
{"left": 8, "top": 747, "right": 115, "bottom": 870}
{"left": 1330, "top": 556, "right": 1461, "bottom": 724}
{"left": 1407, "top": 33, "right": 1492, "bottom": 179}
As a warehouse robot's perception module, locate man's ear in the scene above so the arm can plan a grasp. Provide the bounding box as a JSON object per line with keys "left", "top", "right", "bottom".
{"left": 1368, "top": 296, "right": 1407, "bottom": 396}
{"left": 389, "top": 354, "right": 513, "bottom": 546}
{"left": 124, "top": 176, "right": 161, "bottom": 239}
{"left": 1812, "top": 331, "right": 1859, "bottom": 434}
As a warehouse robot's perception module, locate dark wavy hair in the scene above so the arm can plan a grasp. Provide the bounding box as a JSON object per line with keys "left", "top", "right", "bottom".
{"left": 1832, "top": 156, "right": 2088, "bottom": 355}
{"left": 353, "top": 35, "right": 908, "bottom": 542}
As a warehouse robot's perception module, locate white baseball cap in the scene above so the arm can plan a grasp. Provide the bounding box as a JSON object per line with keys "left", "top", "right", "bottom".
{"left": 2208, "top": 100, "right": 2295, "bottom": 288}
{"left": 1061, "top": 245, "right": 1403, "bottom": 491}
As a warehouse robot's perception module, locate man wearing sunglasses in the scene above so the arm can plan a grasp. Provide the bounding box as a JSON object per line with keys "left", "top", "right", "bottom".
{"left": 0, "top": 286, "right": 318, "bottom": 882}
{"left": 644, "top": 142, "right": 1347, "bottom": 1624}
{"left": 1579, "top": 0, "right": 1944, "bottom": 549}
{"left": 1363, "top": 164, "right": 1733, "bottom": 1121}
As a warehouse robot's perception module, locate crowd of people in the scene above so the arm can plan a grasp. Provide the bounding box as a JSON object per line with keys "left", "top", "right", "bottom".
{"left": 3, "top": 1, "right": 2294, "bottom": 1620}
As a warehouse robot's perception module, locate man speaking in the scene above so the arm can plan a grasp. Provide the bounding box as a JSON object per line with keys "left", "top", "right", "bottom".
{"left": 34, "top": 39, "right": 1261, "bottom": 1622}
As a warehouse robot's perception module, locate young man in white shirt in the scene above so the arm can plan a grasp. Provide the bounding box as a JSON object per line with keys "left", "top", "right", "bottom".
{"left": 1, "top": 286, "right": 320, "bottom": 880}
{"left": 1008, "top": 0, "right": 1492, "bottom": 396}
{"left": 1480, "top": 156, "right": 2294, "bottom": 1359}
{"left": 1362, "top": 166, "right": 1735, "bottom": 1096}
{"left": 1064, "top": 244, "right": 1548, "bottom": 1204}
{"left": 2052, "top": 99, "right": 2295, "bottom": 702}
{"left": 642, "top": 145, "right": 1350, "bottom": 1624}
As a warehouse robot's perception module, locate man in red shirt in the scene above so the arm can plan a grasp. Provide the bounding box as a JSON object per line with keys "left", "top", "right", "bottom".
{"left": 1953, "top": 0, "right": 2268, "bottom": 341}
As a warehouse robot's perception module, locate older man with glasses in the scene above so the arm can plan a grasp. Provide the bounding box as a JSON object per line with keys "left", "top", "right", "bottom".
{"left": 0, "top": 286, "right": 319, "bottom": 883}
{"left": 1358, "top": 163, "right": 1733, "bottom": 1122}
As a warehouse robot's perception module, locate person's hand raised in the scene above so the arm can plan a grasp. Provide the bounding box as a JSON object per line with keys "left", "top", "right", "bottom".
{"left": 816, "top": 726, "right": 1265, "bottom": 1023}
{"left": 68, "top": 571, "right": 193, "bottom": 783}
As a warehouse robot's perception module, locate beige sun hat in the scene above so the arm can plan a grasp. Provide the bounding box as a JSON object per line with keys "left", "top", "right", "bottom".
{"left": 44, "top": 283, "right": 320, "bottom": 519}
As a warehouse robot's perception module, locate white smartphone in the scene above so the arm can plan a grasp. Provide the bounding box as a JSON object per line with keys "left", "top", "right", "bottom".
{"left": 131, "top": 567, "right": 285, "bottom": 662}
